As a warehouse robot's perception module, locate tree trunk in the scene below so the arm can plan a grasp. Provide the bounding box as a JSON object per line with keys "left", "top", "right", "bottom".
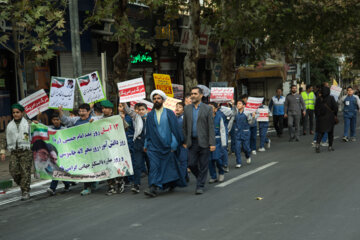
{"left": 11, "top": 18, "right": 25, "bottom": 100}
{"left": 184, "top": 0, "right": 201, "bottom": 92}
{"left": 112, "top": 0, "right": 131, "bottom": 86}
{"left": 219, "top": 39, "right": 236, "bottom": 86}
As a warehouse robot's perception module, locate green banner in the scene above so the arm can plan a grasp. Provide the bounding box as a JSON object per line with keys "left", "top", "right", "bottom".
{"left": 31, "top": 116, "right": 133, "bottom": 182}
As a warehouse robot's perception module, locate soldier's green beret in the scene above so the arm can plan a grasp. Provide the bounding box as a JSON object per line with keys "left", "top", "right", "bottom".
{"left": 100, "top": 100, "right": 114, "bottom": 108}
{"left": 11, "top": 103, "right": 25, "bottom": 112}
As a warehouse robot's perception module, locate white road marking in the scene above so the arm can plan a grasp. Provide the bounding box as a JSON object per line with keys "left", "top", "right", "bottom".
{"left": 0, "top": 189, "right": 49, "bottom": 206}
{"left": 5, "top": 180, "right": 51, "bottom": 194}
{"left": 215, "top": 162, "right": 278, "bottom": 188}
{"left": 334, "top": 136, "right": 339, "bottom": 139}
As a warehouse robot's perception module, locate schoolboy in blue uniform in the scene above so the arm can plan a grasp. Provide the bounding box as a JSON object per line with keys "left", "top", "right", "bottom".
{"left": 234, "top": 100, "right": 255, "bottom": 168}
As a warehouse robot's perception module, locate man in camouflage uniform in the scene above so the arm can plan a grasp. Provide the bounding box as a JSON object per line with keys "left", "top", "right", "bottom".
{"left": 1, "top": 104, "right": 32, "bottom": 200}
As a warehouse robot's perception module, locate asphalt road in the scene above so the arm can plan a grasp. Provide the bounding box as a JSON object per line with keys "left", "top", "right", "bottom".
{"left": 1, "top": 120, "right": 360, "bottom": 240}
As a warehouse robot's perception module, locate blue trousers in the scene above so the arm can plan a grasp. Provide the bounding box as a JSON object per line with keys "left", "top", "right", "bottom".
{"left": 221, "top": 147, "right": 228, "bottom": 167}
{"left": 259, "top": 122, "right": 269, "bottom": 148}
{"left": 250, "top": 125, "right": 257, "bottom": 151}
{"left": 313, "top": 132, "right": 328, "bottom": 142}
{"left": 344, "top": 114, "right": 357, "bottom": 137}
{"left": 132, "top": 150, "right": 145, "bottom": 185}
{"left": 235, "top": 135, "right": 251, "bottom": 164}
{"left": 209, "top": 158, "right": 224, "bottom": 179}
{"left": 50, "top": 180, "right": 70, "bottom": 191}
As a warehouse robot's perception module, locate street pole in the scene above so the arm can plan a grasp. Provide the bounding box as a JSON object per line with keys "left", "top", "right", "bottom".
{"left": 306, "top": 62, "right": 310, "bottom": 85}
{"left": 69, "top": 0, "right": 82, "bottom": 107}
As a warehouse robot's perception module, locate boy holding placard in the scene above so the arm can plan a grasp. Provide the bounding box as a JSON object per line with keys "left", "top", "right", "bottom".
{"left": 46, "top": 112, "right": 72, "bottom": 195}
{"left": 257, "top": 100, "right": 272, "bottom": 152}
{"left": 123, "top": 102, "right": 148, "bottom": 193}
{"left": 241, "top": 94, "right": 258, "bottom": 155}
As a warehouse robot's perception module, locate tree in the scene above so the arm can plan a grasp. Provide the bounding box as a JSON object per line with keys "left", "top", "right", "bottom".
{"left": 301, "top": 56, "right": 339, "bottom": 86}
{"left": 0, "top": 0, "right": 67, "bottom": 99}
{"left": 262, "top": 0, "right": 360, "bottom": 63}
{"left": 84, "top": 0, "right": 157, "bottom": 90}
{"left": 204, "top": 0, "right": 269, "bottom": 85}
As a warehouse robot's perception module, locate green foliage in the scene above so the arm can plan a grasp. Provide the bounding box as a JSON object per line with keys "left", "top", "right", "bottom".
{"left": 301, "top": 56, "right": 339, "bottom": 86}
{"left": 0, "top": 0, "right": 67, "bottom": 63}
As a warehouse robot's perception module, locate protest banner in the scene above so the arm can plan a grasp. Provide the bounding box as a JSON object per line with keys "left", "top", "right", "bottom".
{"left": 49, "top": 77, "right": 76, "bottom": 110}
{"left": 19, "top": 89, "right": 49, "bottom": 119}
{"left": 130, "top": 99, "right": 153, "bottom": 111}
{"left": 172, "top": 84, "right": 184, "bottom": 99}
{"left": 153, "top": 73, "right": 174, "bottom": 97}
{"left": 163, "top": 97, "right": 181, "bottom": 112}
{"left": 330, "top": 85, "right": 342, "bottom": 101}
{"left": 77, "top": 71, "right": 106, "bottom": 103}
{"left": 210, "top": 87, "right": 234, "bottom": 103}
{"left": 244, "top": 97, "right": 264, "bottom": 114}
{"left": 257, "top": 108, "right": 270, "bottom": 122}
{"left": 118, "top": 78, "right": 146, "bottom": 103}
{"left": 31, "top": 116, "right": 133, "bottom": 182}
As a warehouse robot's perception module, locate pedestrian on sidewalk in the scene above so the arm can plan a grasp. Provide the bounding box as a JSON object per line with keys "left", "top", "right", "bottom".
{"left": 340, "top": 86, "right": 360, "bottom": 142}
{"left": 301, "top": 85, "right": 316, "bottom": 135}
{"left": 258, "top": 101, "right": 272, "bottom": 152}
{"left": 242, "top": 95, "right": 258, "bottom": 155}
{"left": 269, "top": 88, "right": 285, "bottom": 137}
{"left": 315, "top": 86, "right": 338, "bottom": 153}
{"left": 183, "top": 87, "right": 215, "bottom": 195}
{"left": 144, "top": 90, "right": 185, "bottom": 197}
{"left": 1, "top": 104, "right": 32, "bottom": 200}
{"left": 208, "top": 102, "right": 226, "bottom": 183}
{"left": 284, "top": 85, "right": 306, "bottom": 142}
{"left": 234, "top": 100, "right": 255, "bottom": 168}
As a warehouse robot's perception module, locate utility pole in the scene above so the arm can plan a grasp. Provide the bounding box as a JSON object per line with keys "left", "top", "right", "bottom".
{"left": 306, "top": 62, "right": 310, "bottom": 85}
{"left": 69, "top": 0, "right": 82, "bottom": 107}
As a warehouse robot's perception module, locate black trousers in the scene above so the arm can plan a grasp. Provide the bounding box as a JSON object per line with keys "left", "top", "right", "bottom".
{"left": 273, "top": 115, "right": 284, "bottom": 135}
{"left": 303, "top": 109, "right": 314, "bottom": 133}
{"left": 188, "top": 138, "right": 210, "bottom": 189}
{"left": 316, "top": 129, "right": 334, "bottom": 146}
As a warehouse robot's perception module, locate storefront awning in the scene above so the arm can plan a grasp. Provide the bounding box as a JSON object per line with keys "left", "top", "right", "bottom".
{"left": 236, "top": 64, "right": 286, "bottom": 81}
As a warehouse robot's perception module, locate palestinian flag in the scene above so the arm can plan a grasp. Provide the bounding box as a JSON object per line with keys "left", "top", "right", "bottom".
{"left": 31, "top": 124, "right": 49, "bottom": 144}
{"left": 78, "top": 76, "right": 90, "bottom": 87}
{"left": 51, "top": 78, "right": 65, "bottom": 88}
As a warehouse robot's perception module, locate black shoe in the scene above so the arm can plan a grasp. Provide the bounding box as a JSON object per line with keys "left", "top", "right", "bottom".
{"left": 295, "top": 137, "right": 300, "bottom": 142}
{"left": 328, "top": 146, "right": 335, "bottom": 151}
{"left": 303, "top": 132, "right": 307, "bottom": 136}
{"left": 144, "top": 186, "right": 158, "bottom": 197}
{"left": 315, "top": 144, "right": 320, "bottom": 153}
{"left": 195, "top": 188, "right": 204, "bottom": 195}
{"left": 131, "top": 184, "right": 140, "bottom": 194}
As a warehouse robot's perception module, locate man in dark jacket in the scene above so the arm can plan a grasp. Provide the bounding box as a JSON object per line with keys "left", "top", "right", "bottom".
{"left": 315, "top": 87, "right": 338, "bottom": 153}
{"left": 183, "top": 87, "right": 215, "bottom": 195}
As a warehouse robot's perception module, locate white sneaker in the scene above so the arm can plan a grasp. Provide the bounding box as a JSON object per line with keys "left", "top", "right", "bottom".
{"left": 251, "top": 150, "right": 257, "bottom": 155}
{"left": 351, "top": 137, "right": 357, "bottom": 142}
{"left": 208, "top": 178, "right": 217, "bottom": 184}
{"left": 258, "top": 147, "right": 266, "bottom": 152}
{"left": 218, "top": 174, "right": 225, "bottom": 182}
{"left": 235, "top": 164, "right": 242, "bottom": 168}
{"left": 312, "top": 141, "right": 316, "bottom": 147}
{"left": 246, "top": 157, "right": 251, "bottom": 164}
{"left": 266, "top": 139, "right": 271, "bottom": 149}
{"left": 320, "top": 142, "right": 329, "bottom": 147}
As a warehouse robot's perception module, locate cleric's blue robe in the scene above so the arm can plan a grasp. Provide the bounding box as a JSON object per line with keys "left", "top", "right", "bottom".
{"left": 145, "top": 108, "right": 186, "bottom": 188}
